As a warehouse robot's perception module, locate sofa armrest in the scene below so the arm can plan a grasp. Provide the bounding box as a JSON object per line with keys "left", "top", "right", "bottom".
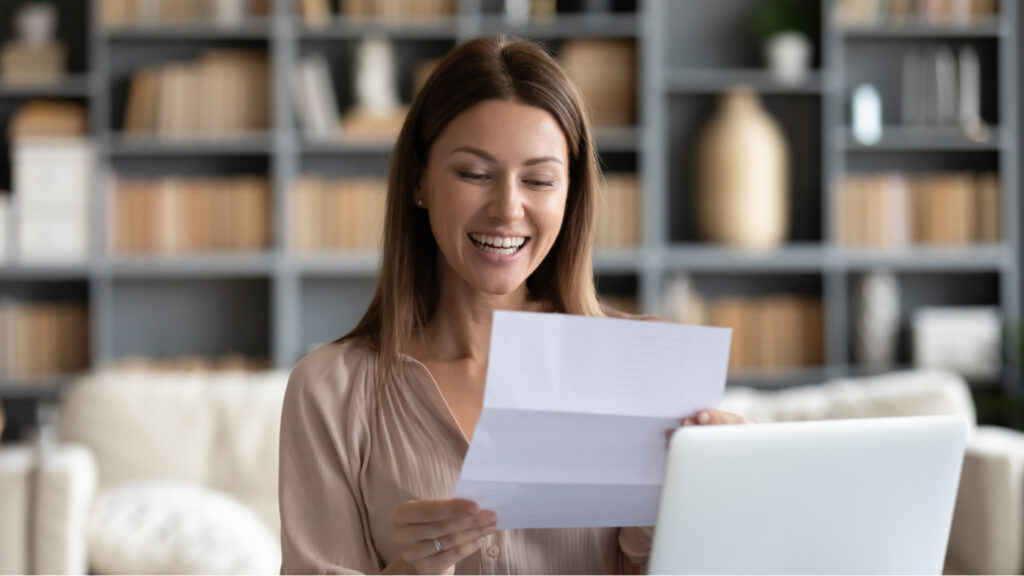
{"left": 33, "top": 443, "right": 97, "bottom": 575}
{"left": 0, "top": 445, "right": 35, "bottom": 574}
{"left": 947, "top": 426, "right": 1024, "bottom": 575}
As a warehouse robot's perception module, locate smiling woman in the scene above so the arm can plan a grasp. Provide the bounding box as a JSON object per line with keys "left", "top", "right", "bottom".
{"left": 277, "top": 35, "right": 737, "bottom": 576}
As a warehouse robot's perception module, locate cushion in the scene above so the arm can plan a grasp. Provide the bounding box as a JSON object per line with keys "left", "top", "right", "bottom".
{"left": 87, "top": 481, "right": 280, "bottom": 574}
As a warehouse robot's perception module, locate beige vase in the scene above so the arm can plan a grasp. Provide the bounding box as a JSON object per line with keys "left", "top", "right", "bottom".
{"left": 696, "top": 87, "right": 789, "bottom": 248}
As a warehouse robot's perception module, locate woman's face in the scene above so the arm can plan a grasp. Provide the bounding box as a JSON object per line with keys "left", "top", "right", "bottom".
{"left": 419, "top": 99, "right": 570, "bottom": 297}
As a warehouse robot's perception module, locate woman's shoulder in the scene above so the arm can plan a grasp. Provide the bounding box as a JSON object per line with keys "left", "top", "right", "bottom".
{"left": 285, "top": 337, "right": 378, "bottom": 409}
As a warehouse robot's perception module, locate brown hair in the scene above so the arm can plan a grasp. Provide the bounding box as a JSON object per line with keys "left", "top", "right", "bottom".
{"left": 339, "top": 35, "right": 606, "bottom": 381}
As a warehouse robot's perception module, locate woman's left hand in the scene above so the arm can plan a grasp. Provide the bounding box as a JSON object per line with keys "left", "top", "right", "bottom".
{"left": 664, "top": 409, "right": 749, "bottom": 442}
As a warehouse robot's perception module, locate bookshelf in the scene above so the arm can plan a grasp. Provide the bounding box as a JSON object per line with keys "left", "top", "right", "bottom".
{"left": 0, "top": 0, "right": 1019, "bottom": 418}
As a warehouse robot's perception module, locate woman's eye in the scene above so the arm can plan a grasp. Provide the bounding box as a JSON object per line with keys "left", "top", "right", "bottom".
{"left": 525, "top": 179, "right": 555, "bottom": 188}
{"left": 458, "top": 171, "right": 489, "bottom": 182}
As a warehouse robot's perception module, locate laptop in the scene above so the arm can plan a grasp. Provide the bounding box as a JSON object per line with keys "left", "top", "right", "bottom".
{"left": 647, "top": 416, "right": 966, "bottom": 575}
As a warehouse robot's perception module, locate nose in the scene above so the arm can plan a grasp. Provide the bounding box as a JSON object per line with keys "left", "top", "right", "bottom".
{"left": 486, "top": 173, "right": 525, "bottom": 223}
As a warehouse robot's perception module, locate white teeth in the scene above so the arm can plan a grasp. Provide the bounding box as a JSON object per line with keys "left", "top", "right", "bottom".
{"left": 469, "top": 233, "right": 526, "bottom": 250}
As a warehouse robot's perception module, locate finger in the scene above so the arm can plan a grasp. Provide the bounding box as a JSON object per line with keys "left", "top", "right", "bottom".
{"left": 403, "top": 521, "right": 497, "bottom": 561}
{"left": 418, "top": 534, "right": 491, "bottom": 574}
{"left": 394, "top": 509, "right": 496, "bottom": 544}
{"left": 394, "top": 499, "right": 478, "bottom": 525}
{"left": 697, "top": 410, "right": 747, "bottom": 425}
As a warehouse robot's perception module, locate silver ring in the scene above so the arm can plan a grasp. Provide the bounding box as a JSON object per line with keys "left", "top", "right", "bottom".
{"left": 433, "top": 538, "right": 442, "bottom": 553}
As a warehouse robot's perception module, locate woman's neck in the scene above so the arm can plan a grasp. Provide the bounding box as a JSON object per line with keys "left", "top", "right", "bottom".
{"left": 419, "top": 262, "right": 532, "bottom": 364}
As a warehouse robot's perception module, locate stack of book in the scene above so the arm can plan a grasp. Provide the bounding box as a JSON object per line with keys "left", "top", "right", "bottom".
{"left": 688, "top": 293, "right": 825, "bottom": 371}
{"left": 102, "top": 0, "right": 269, "bottom": 27}
{"left": 834, "top": 0, "right": 998, "bottom": 26}
{"left": 297, "top": 0, "right": 456, "bottom": 26}
{"left": 0, "top": 43, "right": 65, "bottom": 86}
{"left": 560, "top": 40, "right": 636, "bottom": 127}
{"left": 595, "top": 173, "right": 640, "bottom": 248}
{"left": 0, "top": 300, "right": 89, "bottom": 378}
{"left": 124, "top": 50, "right": 269, "bottom": 139}
{"left": 292, "top": 177, "right": 387, "bottom": 252}
{"left": 836, "top": 172, "right": 1000, "bottom": 247}
{"left": 113, "top": 176, "right": 271, "bottom": 254}
{"left": 111, "top": 354, "right": 271, "bottom": 372}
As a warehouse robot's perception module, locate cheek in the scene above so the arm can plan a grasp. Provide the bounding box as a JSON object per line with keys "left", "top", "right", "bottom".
{"left": 536, "top": 191, "right": 569, "bottom": 238}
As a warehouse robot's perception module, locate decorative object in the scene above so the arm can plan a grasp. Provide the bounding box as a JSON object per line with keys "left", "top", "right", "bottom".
{"left": 764, "top": 32, "right": 812, "bottom": 84}
{"left": 752, "top": 0, "right": 813, "bottom": 84}
{"left": 354, "top": 35, "right": 400, "bottom": 118}
{"left": 913, "top": 306, "right": 1003, "bottom": 380}
{"left": 16, "top": 3, "right": 58, "bottom": 49}
{"left": 851, "top": 83, "right": 882, "bottom": 145}
{"left": 696, "top": 87, "right": 789, "bottom": 248}
{"left": 1, "top": 3, "right": 66, "bottom": 85}
{"left": 343, "top": 35, "right": 407, "bottom": 138}
{"left": 854, "top": 271, "right": 900, "bottom": 367}
{"left": 958, "top": 45, "right": 989, "bottom": 142}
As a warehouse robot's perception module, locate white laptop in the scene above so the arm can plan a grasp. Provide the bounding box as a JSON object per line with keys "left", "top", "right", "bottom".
{"left": 648, "top": 416, "right": 967, "bottom": 575}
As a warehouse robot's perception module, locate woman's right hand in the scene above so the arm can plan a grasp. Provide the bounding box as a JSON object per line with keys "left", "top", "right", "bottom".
{"left": 386, "top": 498, "right": 498, "bottom": 575}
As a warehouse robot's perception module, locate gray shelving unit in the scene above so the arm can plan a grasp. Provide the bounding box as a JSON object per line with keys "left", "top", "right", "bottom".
{"left": 0, "top": 0, "right": 1019, "bottom": 400}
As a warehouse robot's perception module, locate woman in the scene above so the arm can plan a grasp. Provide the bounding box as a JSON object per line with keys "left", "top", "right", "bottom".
{"left": 279, "top": 35, "right": 746, "bottom": 575}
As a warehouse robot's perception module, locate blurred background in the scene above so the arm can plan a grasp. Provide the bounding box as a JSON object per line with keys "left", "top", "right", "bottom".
{"left": 0, "top": 0, "right": 1022, "bottom": 574}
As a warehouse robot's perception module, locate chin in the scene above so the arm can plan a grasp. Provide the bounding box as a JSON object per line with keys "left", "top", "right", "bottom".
{"left": 471, "top": 275, "right": 528, "bottom": 297}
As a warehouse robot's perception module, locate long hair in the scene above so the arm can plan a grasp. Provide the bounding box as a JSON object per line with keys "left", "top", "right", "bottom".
{"left": 338, "top": 35, "right": 605, "bottom": 383}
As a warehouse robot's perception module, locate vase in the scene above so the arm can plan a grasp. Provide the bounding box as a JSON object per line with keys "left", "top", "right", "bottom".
{"left": 695, "top": 87, "right": 789, "bottom": 248}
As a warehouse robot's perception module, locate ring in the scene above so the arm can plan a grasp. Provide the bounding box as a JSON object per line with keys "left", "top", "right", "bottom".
{"left": 433, "top": 538, "right": 442, "bottom": 553}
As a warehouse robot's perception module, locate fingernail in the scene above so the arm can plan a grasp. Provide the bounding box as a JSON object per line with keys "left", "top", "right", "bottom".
{"left": 698, "top": 412, "right": 710, "bottom": 424}
{"left": 483, "top": 511, "right": 498, "bottom": 524}
{"left": 465, "top": 503, "right": 479, "bottom": 515}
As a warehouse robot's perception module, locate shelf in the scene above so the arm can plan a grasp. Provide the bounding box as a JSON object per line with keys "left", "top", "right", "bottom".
{"left": 727, "top": 366, "right": 835, "bottom": 390}
{"left": 594, "top": 127, "right": 641, "bottom": 153}
{"left": 0, "top": 76, "right": 92, "bottom": 99}
{"left": 101, "top": 22, "right": 272, "bottom": 41}
{"left": 839, "top": 21, "right": 1007, "bottom": 39}
{"left": 107, "top": 254, "right": 276, "bottom": 277}
{"left": 664, "top": 69, "right": 827, "bottom": 94}
{"left": 833, "top": 245, "right": 1011, "bottom": 272}
{"left": 297, "top": 17, "right": 460, "bottom": 40}
{"left": 300, "top": 137, "right": 396, "bottom": 155}
{"left": 840, "top": 126, "right": 1009, "bottom": 151}
{"left": 476, "top": 13, "right": 640, "bottom": 38}
{"left": 664, "top": 244, "right": 827, "bottom": 272}
{"left": 294, "top": 253, "right": 381, "bottom": 277}
{"left": 0, "top": 264, "right": 91, "bottom": 280}
{"left": 594, "top": 249, "right": 645, "bottom": 274}
{"left": 299, "top": 128, "right": 640, "bottom": 155}
{"left": 106, "top": 134, "right": 274, "bottom": 156}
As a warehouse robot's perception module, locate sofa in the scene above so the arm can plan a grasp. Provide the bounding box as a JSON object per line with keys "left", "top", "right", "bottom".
{"left": 0, "top": 367, "right": 1021, "bottom": 574}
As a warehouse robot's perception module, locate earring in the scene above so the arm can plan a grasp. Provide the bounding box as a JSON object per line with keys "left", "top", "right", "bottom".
{"left": 415, "top": 199, "right": 424, "bottom": 207}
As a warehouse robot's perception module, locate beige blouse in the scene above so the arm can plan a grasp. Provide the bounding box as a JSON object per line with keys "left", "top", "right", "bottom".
{"left": 279, "top": 338, "right": 654, "bottom": 574}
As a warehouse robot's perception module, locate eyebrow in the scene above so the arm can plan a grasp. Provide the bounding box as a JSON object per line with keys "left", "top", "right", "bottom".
{"left": 449, "top": 146, "right": 563, "bottom": 166}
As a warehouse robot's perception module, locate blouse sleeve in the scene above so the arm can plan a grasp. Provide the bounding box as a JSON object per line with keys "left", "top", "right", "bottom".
{"left": 279, "top": 349, "right": 381, "bottom": 575}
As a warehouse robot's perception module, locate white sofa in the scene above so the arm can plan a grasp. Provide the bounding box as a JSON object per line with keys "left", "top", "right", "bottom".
{"left": 0, "top": 367, "right": 1021, "bottom": 574}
